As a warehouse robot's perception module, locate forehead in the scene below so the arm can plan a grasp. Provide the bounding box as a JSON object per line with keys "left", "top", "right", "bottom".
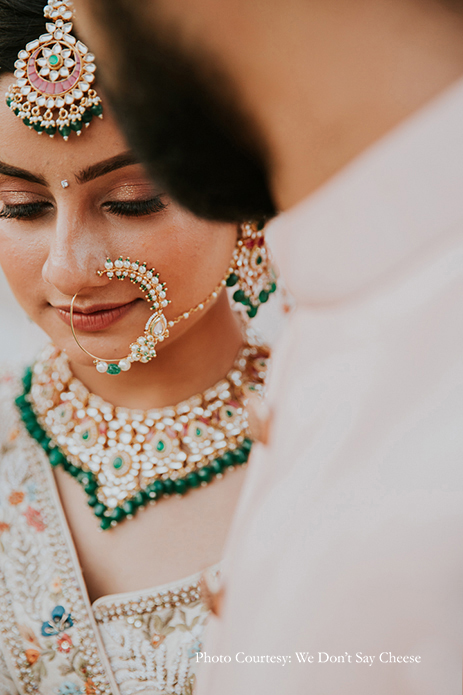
{"left": 0, "top": 73, "right": 128, "bottom": 179}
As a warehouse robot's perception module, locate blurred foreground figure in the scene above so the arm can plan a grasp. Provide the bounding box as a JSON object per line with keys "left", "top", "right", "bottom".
{"left": 74, "top": 0, "right": 463, "bottom": 692}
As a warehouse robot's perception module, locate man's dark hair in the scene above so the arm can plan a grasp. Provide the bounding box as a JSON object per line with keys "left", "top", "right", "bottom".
{"left": 80, "top": 0, "right": 277, "bottom": 223}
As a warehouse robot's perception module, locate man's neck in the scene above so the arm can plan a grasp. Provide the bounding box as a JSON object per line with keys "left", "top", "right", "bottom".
{"left": 196, "top": 0, "right": 463, "bottom": 211}
{"left": 269, "top": 2, "right": 463, "bottom": 210}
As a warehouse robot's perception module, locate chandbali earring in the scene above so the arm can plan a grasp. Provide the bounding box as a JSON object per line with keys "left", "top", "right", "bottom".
{"left": 227, "top": 221, "right": 277, "bottom": 318}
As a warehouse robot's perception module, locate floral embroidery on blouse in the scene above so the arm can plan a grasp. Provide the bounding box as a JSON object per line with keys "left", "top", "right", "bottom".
{"left": 0, "top": 372, "right": 115, "bottom": 694}
{"left": 41, "top": 605, "right": 74, "bottom": 636}
{"left": 8, "top": 490, "right": 24, "bottom": 505}
{"left": 93, "top": 569, "right": 220, "bottom": 695}
{"left": 0, "top": 369, "right": 220, "bottom": 695}
{"left": 23, "top": 504, "right": 47, "bottom": 532}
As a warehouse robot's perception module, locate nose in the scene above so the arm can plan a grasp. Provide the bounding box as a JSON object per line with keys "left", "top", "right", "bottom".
{"left": 42, "top": 207, "right": 108, "bottom": 297}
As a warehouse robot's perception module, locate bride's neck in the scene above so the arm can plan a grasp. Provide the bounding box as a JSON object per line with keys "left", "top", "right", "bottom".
{"left": 68, "top": 293, "right": 244, "bottom": 410}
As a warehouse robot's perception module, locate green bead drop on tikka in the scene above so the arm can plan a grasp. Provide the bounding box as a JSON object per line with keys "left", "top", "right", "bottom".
{"left": 15, "top": 366, "right": 253, "bottom": 531}
{"left": 81, "top": 110, "right": 93, "bottom": 124}
{"left": 59, "top": 126, "right": 71, "bottom": 139}
{"left": 90, "top": 103, "right": 103, "bottom": 117}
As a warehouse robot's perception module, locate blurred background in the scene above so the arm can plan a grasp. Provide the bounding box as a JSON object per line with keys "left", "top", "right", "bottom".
{"left": 0, "top": 269, "right": 47, "bottom": 367}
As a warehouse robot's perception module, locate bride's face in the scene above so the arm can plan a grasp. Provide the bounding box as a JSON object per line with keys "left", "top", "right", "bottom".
{"left": 0, "top": 76, "right": 237, "bottom": 366}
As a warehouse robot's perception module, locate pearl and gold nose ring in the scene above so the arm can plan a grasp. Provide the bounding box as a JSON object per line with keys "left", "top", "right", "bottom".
{"left": 70, "top": 257, "right": 171, "bottom": 375}
{"left": 70, "top": 256, "right": 227, "bottom": 375}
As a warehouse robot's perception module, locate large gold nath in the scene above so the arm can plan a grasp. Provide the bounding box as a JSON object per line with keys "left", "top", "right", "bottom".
{"left": 70, "top": 257, "right": 171, "bottom": 376}
{"left": 70, "top": 254, "right": 235, "bottom": 375}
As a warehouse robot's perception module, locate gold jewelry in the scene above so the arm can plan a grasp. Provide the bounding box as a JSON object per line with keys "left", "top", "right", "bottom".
{"left": 5, "top": 0, "right": 102, "bottom": 139}
{"left": 70, "top": 257, "right": 171, "bottom": 375}
{"left": 23, "top": 338, "right": 269, "bottom": 529}
{"left": 70, "top": 255, "right": 233, "bottom": 375}
{"left": 70, "top": 222, "right": 275, "bottom": 376}
{"left": 227, "top": 222, "right": 277, "bottom": 317}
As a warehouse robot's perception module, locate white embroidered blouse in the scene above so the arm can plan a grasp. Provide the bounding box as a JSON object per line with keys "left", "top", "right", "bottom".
{"left": 0, "top": 372, "right": 217, "bottom": 695}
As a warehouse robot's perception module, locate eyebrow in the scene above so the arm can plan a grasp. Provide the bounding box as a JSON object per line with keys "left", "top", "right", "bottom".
{"left": 75, "top": 151, "right": 139, "bottom": 184}
{"left": 0, "top": 161, "right": 47, "bottom": 186}
{"left": 0, "top": 151, "right": 139, "bottom": 187}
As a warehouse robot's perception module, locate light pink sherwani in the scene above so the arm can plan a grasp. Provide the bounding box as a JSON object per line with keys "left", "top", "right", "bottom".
{"left": 197, "top": 79, "right": 463, "bottom": 694}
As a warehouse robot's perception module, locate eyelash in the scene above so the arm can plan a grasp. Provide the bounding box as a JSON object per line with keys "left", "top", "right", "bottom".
{"left": 0, "top": 197, "right": 167, "bottom": 220}
{"left": 0, "top": 202, "right": 49, "bottom": 220}
{"left": 104, "top": 197, "right": 167, "bottom": 217}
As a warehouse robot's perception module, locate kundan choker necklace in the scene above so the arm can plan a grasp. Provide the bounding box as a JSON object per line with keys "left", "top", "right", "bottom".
{"left": 16, "top": 339, "right": 269, "bottom": 530}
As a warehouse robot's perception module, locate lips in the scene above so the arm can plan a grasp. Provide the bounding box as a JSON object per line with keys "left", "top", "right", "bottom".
{"left": 54, "top": 299, "right": 138, "bottom": 332}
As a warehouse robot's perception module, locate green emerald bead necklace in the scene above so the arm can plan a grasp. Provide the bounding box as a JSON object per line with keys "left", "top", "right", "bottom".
{"left": 17, "top": 340, "right": 269, "bottom": 530}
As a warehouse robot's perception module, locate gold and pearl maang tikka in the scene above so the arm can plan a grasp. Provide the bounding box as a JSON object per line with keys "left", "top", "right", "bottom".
{"left": 5, "top": 0, "right": 102, "bottom": 139}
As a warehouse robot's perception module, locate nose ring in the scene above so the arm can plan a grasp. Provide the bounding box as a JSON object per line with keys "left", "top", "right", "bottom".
{"left": 70, "top": 257, "right": 170, "bottom": 375}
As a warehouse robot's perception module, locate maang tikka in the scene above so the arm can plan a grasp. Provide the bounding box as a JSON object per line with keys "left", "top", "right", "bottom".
{"left": 5, "top": 0, "right": 102, "bottom": 139}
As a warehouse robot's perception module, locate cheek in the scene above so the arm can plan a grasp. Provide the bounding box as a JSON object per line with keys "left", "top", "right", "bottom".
{"left": 150, "top": 214, "right": 237, "bottom": 305}
{"left": 0, "top": 230, "right": 47, "bottom": 316}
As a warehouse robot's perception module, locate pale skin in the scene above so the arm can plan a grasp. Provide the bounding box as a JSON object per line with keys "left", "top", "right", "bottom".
{"left": 0, "top": 75, "right": 248, "bottom": 601}
{"left": 76, "top": 0, "right": 463, "bottom": 211}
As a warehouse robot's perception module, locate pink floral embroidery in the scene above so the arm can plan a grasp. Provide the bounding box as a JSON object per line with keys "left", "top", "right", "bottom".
{"left": 23, "top": 506, "right": 46, "bottom": 532}
{"left": 57, "top": 633, "right": 73, "bottom": 653}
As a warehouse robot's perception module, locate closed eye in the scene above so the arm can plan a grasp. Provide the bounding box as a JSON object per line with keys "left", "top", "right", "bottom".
{"left": 0, "top": 197, "right": 168, "bottom": 221}
{"left": 0, "top": 201, "right": 53, "bottom": 220}
{"left": 103, "top": 197, "right": 167, "bottom": 217}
